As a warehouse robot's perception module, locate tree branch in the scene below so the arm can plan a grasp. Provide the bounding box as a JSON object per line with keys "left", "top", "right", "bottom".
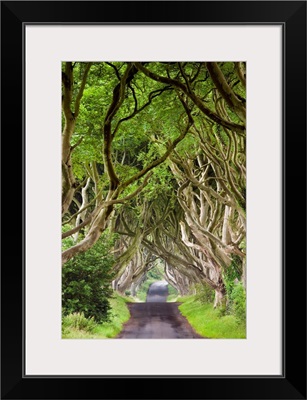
{"left": 134, "top": 62, "right": 245, "bottom": 132}
{"left": 206, "top": 62, "right": 246, "bottom": 123}
{"left": 74, "top": 62, "right": 92, "bottom": 118}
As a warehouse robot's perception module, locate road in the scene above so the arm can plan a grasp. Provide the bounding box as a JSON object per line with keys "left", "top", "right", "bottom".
{"left": 116, "top": 281, "right": 203, "bottom": 339}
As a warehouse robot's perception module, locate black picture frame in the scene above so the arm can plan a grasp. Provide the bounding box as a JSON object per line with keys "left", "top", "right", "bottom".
{"left": 1, "top": 1, "right": 306, "bottom": 399}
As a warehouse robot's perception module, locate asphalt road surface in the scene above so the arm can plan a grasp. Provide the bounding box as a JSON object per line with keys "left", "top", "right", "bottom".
{"left": 116, "top": 281, "right": 203, "bottom": 339}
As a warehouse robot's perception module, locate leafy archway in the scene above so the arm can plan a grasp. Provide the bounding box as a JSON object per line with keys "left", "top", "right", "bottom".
{"left": 62, "top": 61, "right": 246, "bottom": 315}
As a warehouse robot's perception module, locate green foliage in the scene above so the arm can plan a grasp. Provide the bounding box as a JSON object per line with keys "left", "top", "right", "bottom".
{"left": 61, "top": 226, "right": 75, "bottom": 250}
{"left": 62, "top": 62, "right": 246, "bottom": 323}
{"left": 94, "top": 293, "right": 132, "bottom": 338}
{"left": 223, "top": 255, "right": 242, "bottom": 312}
{"left": 194, "top": 283, "right": 215, "bottom": 304}
{"left": 147, "top": 265, "right": 164, "bottom": 280}
{"left": 141, "top": 164, "right": 175, "bottom": 201}
{"left": 168, "top": 284, "right": 178, "bottom": 297}
{"left": 239, "top": 239, "right": 246, "bottom": 250}
{"left": 135, "top": 265, "right": 164, "bottom": 301}
{"left": 62, "top": 293, "right": 132, "bottom": 339}
{"left": 136, "top": 278, "right": 156, "bottom": 302}
{"left": 62, "top": 312, "right": 97, "bottom": 335}
{"left": 178, "top": 295, "right": 246, "bottom": 339}
{"left": 62, "top": 235, "right": 116, "bottom": 323}
{"left": 230, "top": 282, "right": 246, "bottom": 323}
{"left": 167, "top": 284, "right": 179, "bottom": 302}
{"left": 217, "top": 303, "right": 227, "bottom": 318}
{"left": 221, "top": 257, "right": 246, "bottom": 323}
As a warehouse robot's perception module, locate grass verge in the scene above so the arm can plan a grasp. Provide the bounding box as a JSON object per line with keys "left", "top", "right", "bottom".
{"left": 178, "top": 295, "right": 246, "bottom": 339}
{"left": 62, "top": 292, "right": 132, "bottom": 339}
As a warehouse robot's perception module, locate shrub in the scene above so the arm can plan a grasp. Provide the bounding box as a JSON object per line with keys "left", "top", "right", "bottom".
{"left": 168, "top": 284, "right": 178, "bottom": 297}
{"left": 230, "top": 282, "right": 246, "bottom": 323}
{"left": 223, "top": 255, "right": 243, "bottom": 315}
{"left": 62, "top": 235, "right": 116, "bottom": 323}
{"left": 217, "top": 304, "right": 227, "bottom": 317}
{"left": 194, "top": 283, "right": 215, "bottom": 304}
{"left": 147, "top": 266, "right": 163, "bottom": 280}
{"left": 62, "top": 312, "right": 97, "bottom": 334}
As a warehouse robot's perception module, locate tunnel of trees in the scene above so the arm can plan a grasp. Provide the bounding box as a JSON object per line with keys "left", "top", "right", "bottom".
{"left": 62, "top": 61, "right": 246, "bottom": 321}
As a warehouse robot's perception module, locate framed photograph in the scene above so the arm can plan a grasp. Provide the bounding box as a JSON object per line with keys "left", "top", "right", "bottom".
{"left": 1, "top": 1, "right": 306, "bottom": 399}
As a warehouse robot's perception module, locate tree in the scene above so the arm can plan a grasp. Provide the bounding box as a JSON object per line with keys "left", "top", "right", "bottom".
{"left": 61, "top": 61, "right": 246, "bottom": 308}
{"left": 62, "top": 234, "right": 116, "bottom": 322}
{"left": 62, "top": 62, "right": 193, "bottom": 264}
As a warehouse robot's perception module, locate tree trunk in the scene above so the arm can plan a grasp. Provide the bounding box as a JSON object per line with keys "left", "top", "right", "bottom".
{"left": 73, "top": 177, "right": 91, "bottom": 243}
{"left": 62, "top": 122, "right": 76, "bottom": 216}
{"left": 242, "top": 258, "right": 247, "bottom": 290}
{"left": 213, "top": 285, "right": 227, "bottom": 308}
{"left": 62, "top": 203, "right": 114, "bottom": 265}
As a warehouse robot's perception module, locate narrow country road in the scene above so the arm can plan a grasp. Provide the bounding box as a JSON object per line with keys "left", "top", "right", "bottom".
{"left": 116, "top": 281, "right": 203, "bottom": 339}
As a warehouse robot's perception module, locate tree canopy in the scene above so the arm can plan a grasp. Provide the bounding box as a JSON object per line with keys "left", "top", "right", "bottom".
{"left": 62, "top": 61, "right": 246, "bottom": 308}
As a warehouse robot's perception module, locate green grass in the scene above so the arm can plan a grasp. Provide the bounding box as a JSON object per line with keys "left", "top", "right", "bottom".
{"left": 62, "top": 292, "right": 132, "bottom": 339}
{"left": 178, "top": 295, "right": 246, "bottom": 339}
